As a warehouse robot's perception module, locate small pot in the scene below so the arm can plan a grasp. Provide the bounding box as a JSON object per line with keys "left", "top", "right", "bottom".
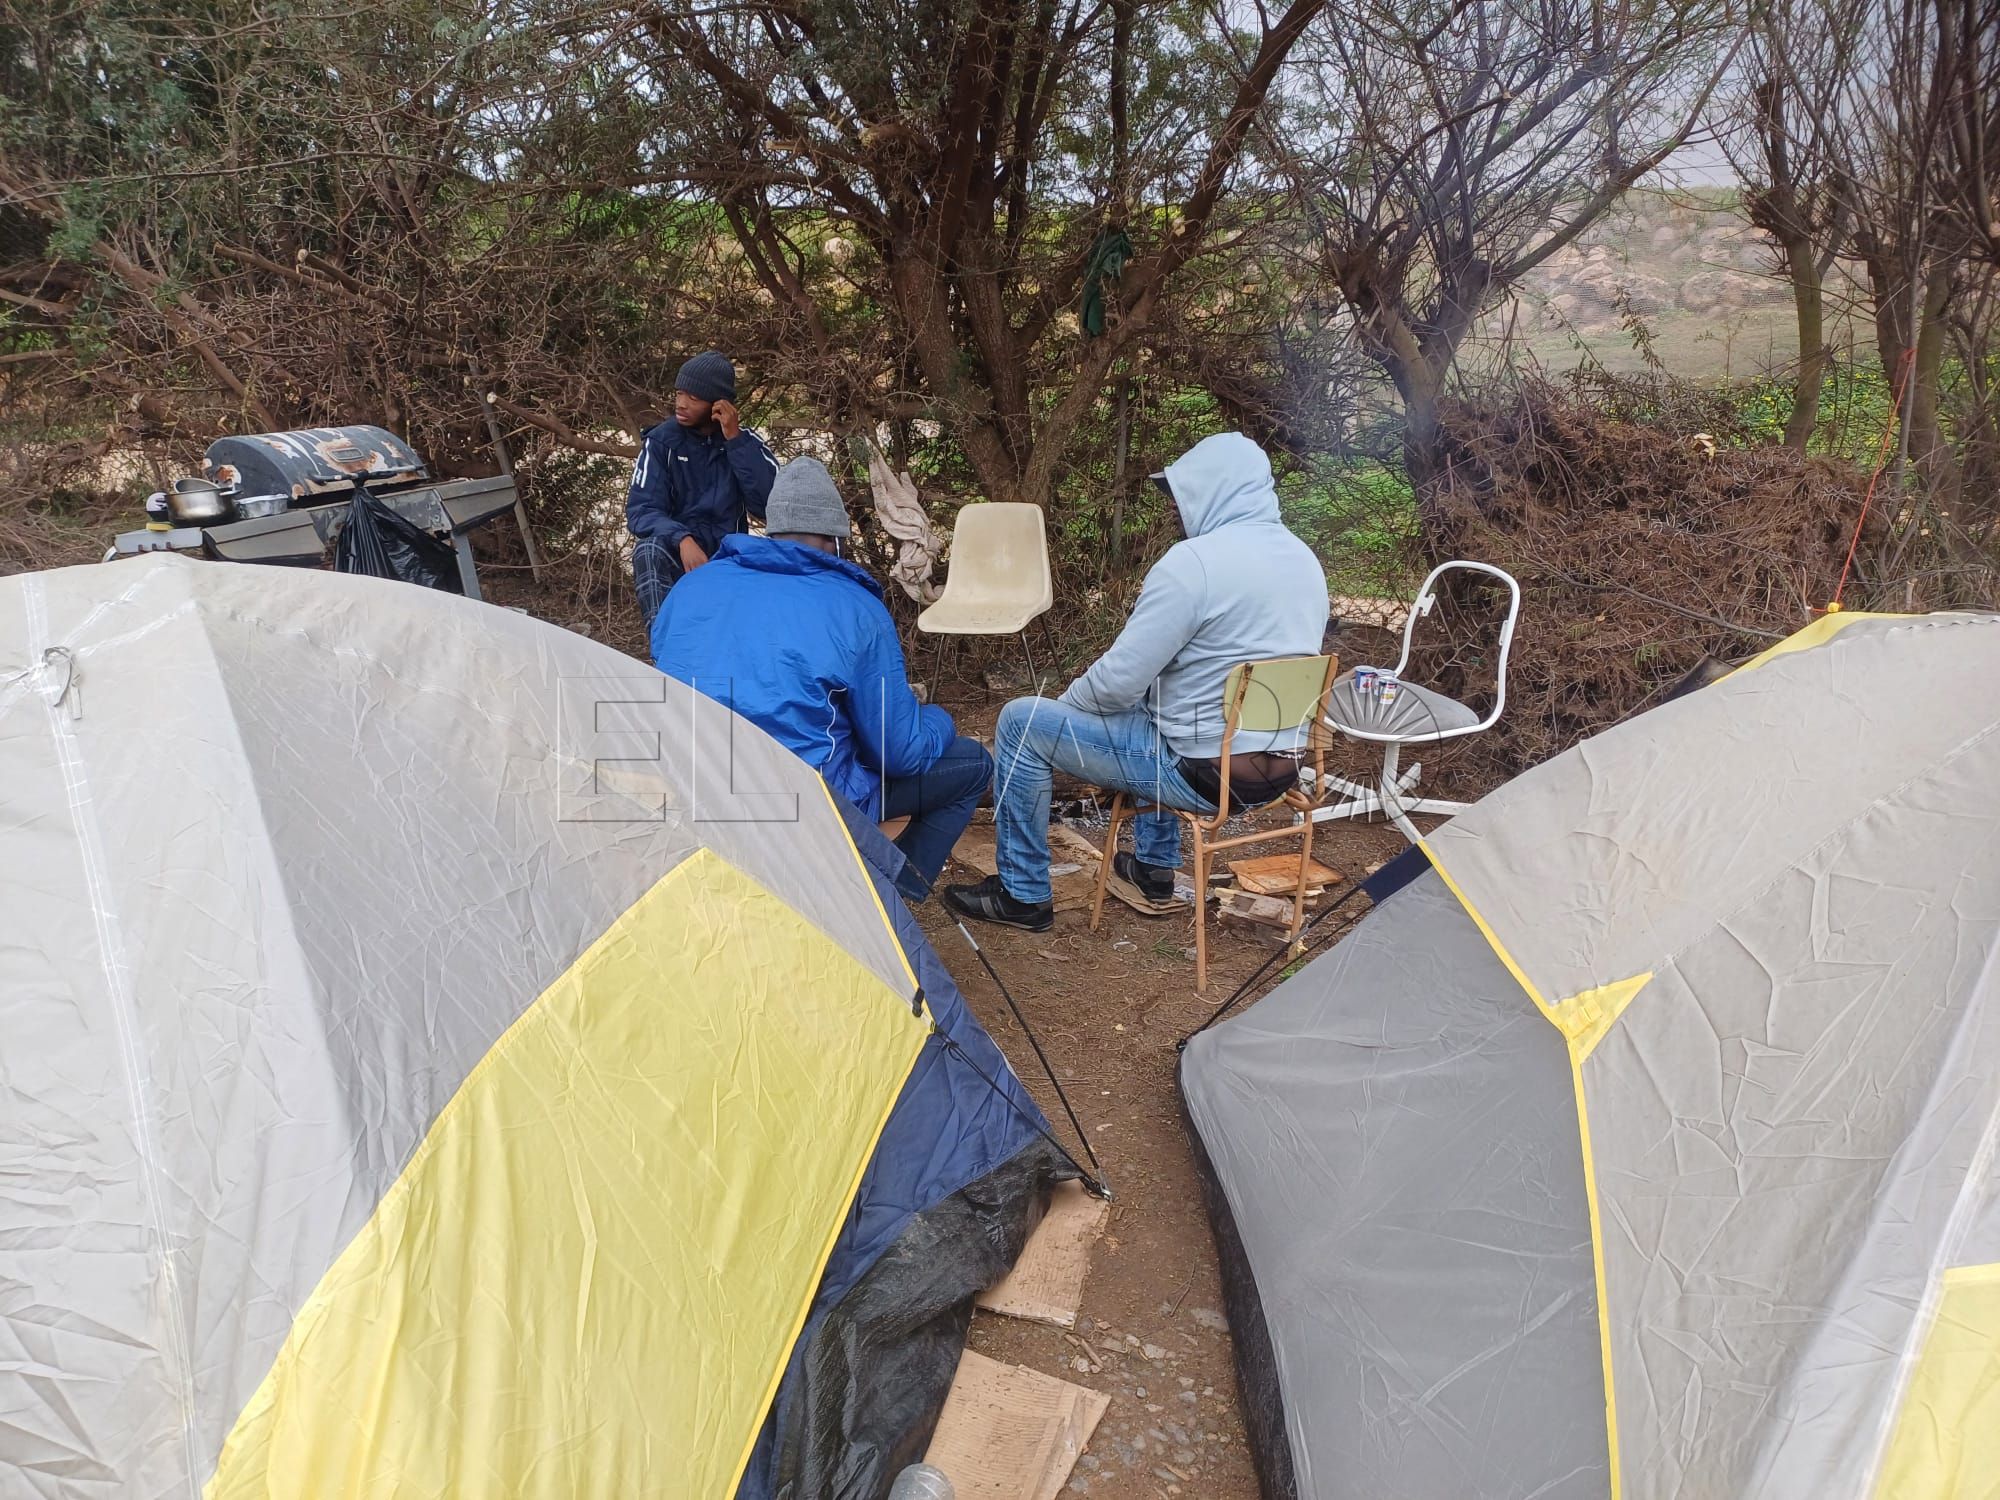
{"left": 168, "top": 477, "right": 232, "bottom": 524}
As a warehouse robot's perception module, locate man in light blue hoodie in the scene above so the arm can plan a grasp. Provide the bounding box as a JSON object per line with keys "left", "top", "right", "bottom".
{"left": 944, "top": 432, "right": 1329, "bottom": 931}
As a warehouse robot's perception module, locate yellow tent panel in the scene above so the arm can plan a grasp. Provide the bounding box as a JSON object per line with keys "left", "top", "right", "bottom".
{"left": 1875, "top": 1264, "right": 2000, "bottom": 1500}
{"left": 207, "top": 850, "right": 928, "bottom": 1500}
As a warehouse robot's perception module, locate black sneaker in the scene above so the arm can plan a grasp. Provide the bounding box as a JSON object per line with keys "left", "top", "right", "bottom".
{"left": 1113, "top": 851, "right": 1176, "bottom": 902}
{"left": 942, "top": 874, "right": 1055, "bottom": 932}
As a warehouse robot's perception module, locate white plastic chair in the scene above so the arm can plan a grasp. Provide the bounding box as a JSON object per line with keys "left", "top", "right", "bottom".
{"left": 1306, "top": 560, "right": 1521, "bottom": 842}
{"left": 917, "top": 502, "right": 1056, "bottom": 682}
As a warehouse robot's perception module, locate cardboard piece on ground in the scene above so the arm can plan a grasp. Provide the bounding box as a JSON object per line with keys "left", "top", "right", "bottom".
{"left": 924, "top": 1350, "right": 1110, "bottom": 1500}
{"left": 948, "top": 826, "right": 1098, "bottom": 913}
{"left": 975, "top": 1180, "right": 1108, "bottom": 1328}
{"left": 1102, "top": 873, "right": 1188, "bottom": 918}
{"left": 1228, "top": 850, "right": 1343, "bottom": 897}
{"left": 1048, "top": 823, "right": 1105, "bottom": 865}
{"left": 1052, "top": 822, "right": 1197, "bottom": 917}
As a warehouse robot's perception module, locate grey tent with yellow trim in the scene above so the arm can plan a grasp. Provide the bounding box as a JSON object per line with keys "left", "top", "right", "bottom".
{"left": 0, "top": 554, "right": 1061, "bottom": 1499}
{"left": 1182, "top": 612, "right": 2000, "bottom": 1500}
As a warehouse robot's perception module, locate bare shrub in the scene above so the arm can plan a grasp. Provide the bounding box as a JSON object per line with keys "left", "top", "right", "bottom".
{"left": 1409, "top": 378, "right": 1867, "bottom": 781}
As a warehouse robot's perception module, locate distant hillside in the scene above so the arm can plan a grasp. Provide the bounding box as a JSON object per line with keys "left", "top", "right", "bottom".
{"left": 1481, "top": 188, "right": 1871, "bottom": 383}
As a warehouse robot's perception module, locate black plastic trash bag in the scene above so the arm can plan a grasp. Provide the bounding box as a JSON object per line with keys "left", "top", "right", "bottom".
{"left": 333, "top": 484, "right": 463, "bottom": 593}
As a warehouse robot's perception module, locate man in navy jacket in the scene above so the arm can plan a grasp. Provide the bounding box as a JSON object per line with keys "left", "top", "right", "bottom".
{"left": 625, "top": 350, "right": 779, "bottom": 628}
{"left": 653, "top": 457, "right": 991, "bottom": 902}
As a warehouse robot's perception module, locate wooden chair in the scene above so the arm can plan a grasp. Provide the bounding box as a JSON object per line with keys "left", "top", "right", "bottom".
{"left": 1089, "top": 653, "right": 1338, "bottom": 991}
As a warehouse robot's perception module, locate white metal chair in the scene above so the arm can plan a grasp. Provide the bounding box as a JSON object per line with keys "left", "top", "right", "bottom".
{"left": 1307, "top": 560, "right": 1521, "bottom": 843}
{"left": 917, "top": 502, "right": 1056, "bottom": 684}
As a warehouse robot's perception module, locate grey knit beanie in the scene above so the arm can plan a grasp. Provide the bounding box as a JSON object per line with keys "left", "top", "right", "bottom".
{"left": 675, "top": 350, "right": 736, "bottom": 403}
{"left": 764, "top": 457, "right": 852, "bottom": 539}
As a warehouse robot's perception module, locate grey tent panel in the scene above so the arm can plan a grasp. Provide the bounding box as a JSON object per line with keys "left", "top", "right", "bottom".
{"left": 0, "top": 557, "right": 916, "bottom": 1494}
{"left": 1426, "top": 613, "right": 2000, "bottom": 1009}
{"left": 1583, "top": 742, "right": 2000, "bottom": 1500}
{"left": 1963, "top": 1165, "right": 2000, "bottom": 1269}
{"left": 1182, "top": 611, "right": 2000, "bottom": 1500}
{"left": 1183, "top": 869, "right": 1608, "bottom": 1499}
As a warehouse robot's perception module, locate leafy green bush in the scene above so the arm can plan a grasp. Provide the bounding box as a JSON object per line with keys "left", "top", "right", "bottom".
{"left": 1279, "top": 458, "right": 1419, "bottom": 598}
{"left": 1732, "top": 360, "right": 1895, "bottom": 462}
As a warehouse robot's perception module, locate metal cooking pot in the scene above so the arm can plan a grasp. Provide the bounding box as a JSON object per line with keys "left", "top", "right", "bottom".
{"left": 169, "top": 477, "right": 232, "bottom": 524}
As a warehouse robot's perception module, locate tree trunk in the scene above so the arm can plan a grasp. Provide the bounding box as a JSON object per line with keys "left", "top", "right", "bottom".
{"left": 1397, "top": 358, "right": 1450, "bottom": 514}
{"left": 1906, "top": 259, "right": 1956, "bottom": 489}
{"left": 1782, "top": 232, "right": 1828, "bottom": 449}
{"left": 1109, "top": 370, "right": 1132, "bottom": 566}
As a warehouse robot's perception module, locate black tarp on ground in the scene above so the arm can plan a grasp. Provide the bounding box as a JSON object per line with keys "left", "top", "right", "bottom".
{"left": 737, "top": 804, "right": 1076, "bottom": 1500}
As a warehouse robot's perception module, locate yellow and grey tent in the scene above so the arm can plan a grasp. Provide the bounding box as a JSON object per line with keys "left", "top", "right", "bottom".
{"left": 0, "top": 554, "right": 1063, "bottom": 1499}
{"left": 1182, "top": 611, "right": 2000, "bottom": 1500}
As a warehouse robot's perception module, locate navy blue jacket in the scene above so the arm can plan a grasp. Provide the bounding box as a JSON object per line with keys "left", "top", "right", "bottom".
{"left": 652, "top": 534, "right": 956, "bottom": 816}
{"left": 624, "top": 419, "right": 778, "bottom": 553}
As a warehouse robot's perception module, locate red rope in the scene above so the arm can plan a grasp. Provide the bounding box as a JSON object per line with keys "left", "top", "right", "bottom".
{"left": 1828, "top": 346, "right": 1918, "bottom": 613}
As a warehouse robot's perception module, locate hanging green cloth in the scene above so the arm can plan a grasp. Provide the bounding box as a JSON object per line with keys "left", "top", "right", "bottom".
{"left": 1079, "top": 227, "right": 1134, "bottom": 338}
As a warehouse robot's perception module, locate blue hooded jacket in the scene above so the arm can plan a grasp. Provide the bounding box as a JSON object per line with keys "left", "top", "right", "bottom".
{"left": 652, "top": 534, "right": 957, "bottom": 815}
{"left": 625, "top": 418, "right": 779, "bottom": 554}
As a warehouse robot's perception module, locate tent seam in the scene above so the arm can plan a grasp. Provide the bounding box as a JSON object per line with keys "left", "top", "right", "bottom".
{"left": 23, "top": 574, "right": 205, "bottom": 1498}
{"left": 816, "top": 776, "right": 922, "bottom": 998}
{"left": 1568, "top": 1053, "right": 1623, "bottom": 1500}
{"left": 1856, "top": 937, "right": 2000, "bottom": 1498}
{"left": 1419, "top": 837, "right": 1623, "bottom": 1500}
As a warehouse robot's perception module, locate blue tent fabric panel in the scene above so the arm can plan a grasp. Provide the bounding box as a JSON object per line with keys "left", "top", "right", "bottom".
{"left": 735, "top": 798, "right": 1051, "bottom": 1499}
{"left": 816, "top": 799, "right": 1049, "bottom": 1291}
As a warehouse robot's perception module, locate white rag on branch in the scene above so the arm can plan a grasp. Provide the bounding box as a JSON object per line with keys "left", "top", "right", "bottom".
{"left": 866, "top": 441, "right": 944, "bottom": 604}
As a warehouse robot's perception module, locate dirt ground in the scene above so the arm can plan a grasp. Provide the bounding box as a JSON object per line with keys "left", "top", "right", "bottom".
{"left": 917, "top": 696, "right": 1416, "bottom": 1499}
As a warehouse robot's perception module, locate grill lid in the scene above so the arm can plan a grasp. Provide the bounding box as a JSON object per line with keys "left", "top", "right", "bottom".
{"left": 205, "top": 426, "right": 428, "bottom": 499}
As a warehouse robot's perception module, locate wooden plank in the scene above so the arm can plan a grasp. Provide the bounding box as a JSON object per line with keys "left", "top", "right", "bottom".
{"left": 924, "top": 1350, "right": 1110, "bottom": 1500}
{"left": 1228, "top": 851, "right": 1343, "bottom": 897}
{"left": 975, "top": 1180, "right": 1108, "bottom": 1329}
{"left": 1218, "top": 890, "right": 1296, "bottom": 928}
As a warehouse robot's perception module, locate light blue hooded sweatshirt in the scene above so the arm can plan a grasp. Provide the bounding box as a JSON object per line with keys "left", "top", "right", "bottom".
{"left": 1060, "top": 432, "right": 1329, "bottom": 757}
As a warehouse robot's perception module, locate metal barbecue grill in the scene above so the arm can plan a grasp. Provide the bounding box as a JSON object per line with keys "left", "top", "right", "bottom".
{"left": 205, "top": 425, "right": 429, "bottom": 498}
{"left": 109, "top": 424, "right": 522, "bottom": 600}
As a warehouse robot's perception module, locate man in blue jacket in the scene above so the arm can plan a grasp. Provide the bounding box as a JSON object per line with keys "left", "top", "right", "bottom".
{"left": 653, "top": 457, "right": 991, "bottom": 902}
{"left": 626, "top": 350, "right": 779, "bottom": 628}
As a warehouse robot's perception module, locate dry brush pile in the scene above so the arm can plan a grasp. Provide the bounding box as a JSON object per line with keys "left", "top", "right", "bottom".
{"left": 1406, "top": 380, "right": 1869, "bottom": 781}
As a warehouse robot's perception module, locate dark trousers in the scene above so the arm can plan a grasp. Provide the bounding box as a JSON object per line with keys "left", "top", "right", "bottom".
{"left": 880, "top": 736, "right": 994, "bottom": 902}
{"left": 632, "top": 536, "right": 686, "bottom": 633}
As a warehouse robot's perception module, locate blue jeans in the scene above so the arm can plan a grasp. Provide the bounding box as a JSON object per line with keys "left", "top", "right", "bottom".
{"left": 632, "top": 535, "right": 686, "bottom": 631}
{"left": 992, "top": 697, "right": 1213, "bottom": 904}
{"left": 880, "top": 736, "right": 993, "bottom": 902}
